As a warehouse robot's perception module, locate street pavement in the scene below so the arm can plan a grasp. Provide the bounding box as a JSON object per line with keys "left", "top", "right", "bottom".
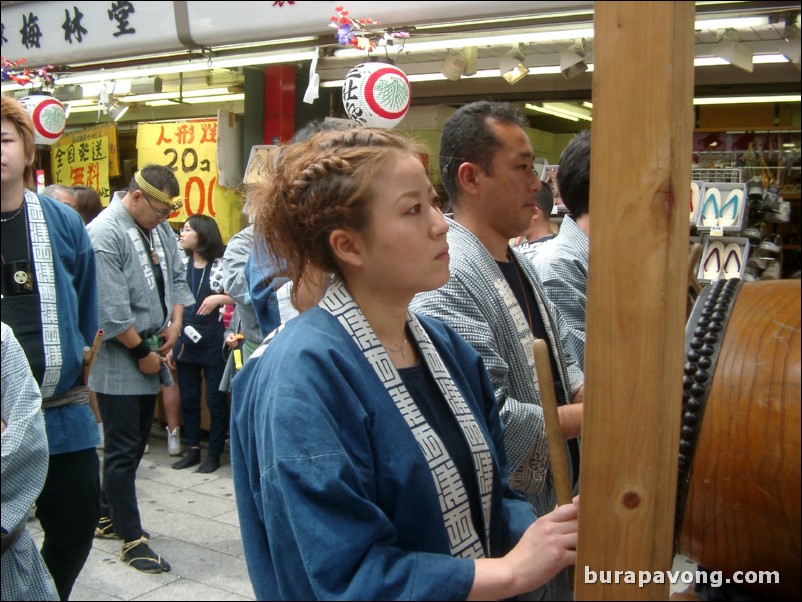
{"left": 30, "top": 425, "right": 255, "bottom": 601}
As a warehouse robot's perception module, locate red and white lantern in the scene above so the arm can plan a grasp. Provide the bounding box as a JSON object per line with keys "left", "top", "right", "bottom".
{"left": 19, "top": 94, "right": 66, "bottom": 145}
{"left": 341, "top": 62, "right": 411, "bottom": 129}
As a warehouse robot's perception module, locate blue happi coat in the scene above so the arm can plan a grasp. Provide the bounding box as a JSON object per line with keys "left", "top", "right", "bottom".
{"left": 230, "top": 282, "right": 535, "bottom": 600}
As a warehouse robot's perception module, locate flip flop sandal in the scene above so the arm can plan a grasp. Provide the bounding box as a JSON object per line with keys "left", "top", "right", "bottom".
{"left": 721, "top": 243, "right": 743, "bottom": 279}
{"left": 702, "top": 241, "right": 725, "bottom": 280}
{"left": 700, "top": 188, "right": 720, "bottom": 227}
{"left": 690, "top": 182, "right": 700, "bottom": 223}
{"left": 718, "top": 189, "right": 742, "bottom": 227}
{"left": 120, "top": 537, "right": 171, "bottom": 574}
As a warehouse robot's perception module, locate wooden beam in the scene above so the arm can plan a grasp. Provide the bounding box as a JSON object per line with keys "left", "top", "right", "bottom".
{"left": 575, "top": 3, "right": 695, "bottom": 599}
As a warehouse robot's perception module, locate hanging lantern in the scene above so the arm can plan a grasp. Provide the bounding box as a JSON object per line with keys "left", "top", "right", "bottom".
{"left": 341, "top": 62, "right": 411, "bottom": 129}
{"left": 19, "top": 93, "right": 66, "bottom": 145}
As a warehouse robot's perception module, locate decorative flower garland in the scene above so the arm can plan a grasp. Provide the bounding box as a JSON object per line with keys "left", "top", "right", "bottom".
{"left": 330, "top": 5, "right": 410, "bottom": 52}
{"left": 1, "top": 57, "right": 56, "bottom": 88}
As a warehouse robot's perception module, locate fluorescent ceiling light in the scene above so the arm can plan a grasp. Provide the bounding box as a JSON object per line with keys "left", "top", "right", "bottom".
{"left": 694, "top": 16, "right": 769, "bottom": 30}
{"left": 525, "top": 103, "right": 579, "bottom": 122}
{"left": 55, "top": 50, "right": 317, "bottom": 86}
{"left": 123, "top": 87, "right": 232, "bottom": 103}
{"left": 332, "top": 28, "right": 595, "bottom": 58}
{"left": 694, "top": 53, "right": 788, "bottom": 66}
{"left": 319, "top": 64, "right": 592, "bottom": 88}
{"left": 65, "top": 104, "right": 104, "bottom": 114}
{"left": 543, "top": 102, "right": 592, "bottom": 121}
{"left": 181, "top": 93, "right": 245, "bottom": 104}
{"left": 694, "top": 94, "right": 801, "bottom": 104}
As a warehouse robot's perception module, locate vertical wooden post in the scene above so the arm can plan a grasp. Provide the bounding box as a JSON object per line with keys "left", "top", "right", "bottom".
{"left": 575, "top": 3, "right": 695, "bottom": 600}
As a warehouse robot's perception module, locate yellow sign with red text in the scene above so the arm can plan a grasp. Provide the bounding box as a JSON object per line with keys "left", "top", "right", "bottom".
{"left": 50, "top": 134, "right": 112, "bottom": 203}
{"left": 136, "top": 119, "right": 243, "bottom": 241}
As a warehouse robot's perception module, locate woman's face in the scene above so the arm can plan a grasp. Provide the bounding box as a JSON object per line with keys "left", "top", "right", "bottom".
{"left": 180, "top": 222, "right": 200, "bottom": 251}
{"left": 353, "top": 150, "right": 450, "bottom": 299}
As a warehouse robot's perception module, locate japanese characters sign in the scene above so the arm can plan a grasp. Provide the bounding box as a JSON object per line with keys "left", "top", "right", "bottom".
{"left": 1, "top": 2, "right": 180, "bottom": 67}
{"left": 50, "top": 132, "right": 112, "bottom": 203}
{"left": 137, "top": 119, "right": 243, "bottom": 241}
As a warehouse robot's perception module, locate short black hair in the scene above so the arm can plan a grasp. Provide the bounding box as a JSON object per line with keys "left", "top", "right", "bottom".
{"left": 556, "top": 130, "right": 590, "bottom": 217}
{"left": 129, "top": 164, "right": 180, "bottom": 198}
{"left": 184, "top": 214, "right": 225, "bottom": 261}
{"left": 439, "top": 101, "right": 527, "bottom": 205}
{"left": 534, "top": 184, "right": 554, "bottom": 217}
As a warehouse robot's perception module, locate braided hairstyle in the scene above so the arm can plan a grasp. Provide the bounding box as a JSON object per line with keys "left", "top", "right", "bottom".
{"left": 252, "top": 128, "right": 424, "bottom": 307}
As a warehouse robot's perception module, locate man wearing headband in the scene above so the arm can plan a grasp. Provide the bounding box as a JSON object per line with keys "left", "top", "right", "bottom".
{"left": 87, "top": 164, "right": 194, "bottom": 573}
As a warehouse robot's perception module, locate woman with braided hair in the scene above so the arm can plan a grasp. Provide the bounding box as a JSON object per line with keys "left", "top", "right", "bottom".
{"left": 230, "top": 128, "right": 578, "bottom": 600}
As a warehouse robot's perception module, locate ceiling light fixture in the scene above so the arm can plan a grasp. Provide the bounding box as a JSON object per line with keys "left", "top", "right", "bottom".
{"left": 713, "top": 29, "right": 754, "bottom": 72}
{"left": 693, "top": 94, "right": 801, "bottom": 104}
{"left": 106, "top": 100, "right": 129, "bottom": 122}
{"left": 53, "top": 50, "right": 318, "bottom": 87}
{"left": 500, "top": 44, "right": 529, "bottom": 84}
{"left": 560, "top": 39, "right": 587, "bottom": 79}
{"left": 441, "top": 50, "right": 468, "bottom": 81}
{"left": 524, "top": 103, "right": 579, "bottom": 122}
{"left": 543, "top": 102, "right": 592, "bottom": 121}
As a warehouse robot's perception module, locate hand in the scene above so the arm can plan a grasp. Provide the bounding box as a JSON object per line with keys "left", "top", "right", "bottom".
{"left": 158, "top": 324, "right": 180, "bottom": 354}
{"left": 507, "top": 498, "right": 579, "bottom": 593}
{"left": 225, "top": 333, "right": 240, "bottom": 350}
{"left": 197, "top": 295, "right": 221, "bottom": 316}
{"left": 137, "top": 352, "right": 162, "bottom": 375}
{"left": 165, "top": 349, "right": 176, "bottom": 371}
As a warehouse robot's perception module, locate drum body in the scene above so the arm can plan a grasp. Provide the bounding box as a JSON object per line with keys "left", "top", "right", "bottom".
{"left": 679, "top": 280, "right": 800, "bottom": 599}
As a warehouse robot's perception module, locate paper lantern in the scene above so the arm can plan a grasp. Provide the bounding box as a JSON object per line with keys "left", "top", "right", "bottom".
{"left": 19, "top": 94, "right": 66, "bottom": 145}
{"left": 341, "top": 62, "right": 411, "bottom": 129}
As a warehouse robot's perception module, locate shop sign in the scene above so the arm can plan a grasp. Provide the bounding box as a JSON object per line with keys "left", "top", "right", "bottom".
{"left": 50, "top": 134, "right": 111, "bottom": 202}
{"left": 1, "top": 1, "right": 180, "bottom": 67}
{"left": 137, "top": 119, "right": 242, "bottom": 241}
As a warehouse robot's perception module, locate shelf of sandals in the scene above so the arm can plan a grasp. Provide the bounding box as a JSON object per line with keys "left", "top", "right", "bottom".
{"left": 690, "top": 169, "right": 799, "bottom": 284}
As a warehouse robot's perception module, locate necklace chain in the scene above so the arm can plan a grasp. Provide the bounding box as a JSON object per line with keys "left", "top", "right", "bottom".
{"left": 134, "top": 223, "right": 160, "bottom": 265}
{"left": 0, "top": 203, "right": 25, "bottom": 223}
{"left": 382, "top": 337, "right": 408, "bottom": 359}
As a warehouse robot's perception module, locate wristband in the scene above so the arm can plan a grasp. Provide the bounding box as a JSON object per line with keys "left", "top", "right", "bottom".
{"left": 128, "top": 340, "right": 152, "bottom": 360}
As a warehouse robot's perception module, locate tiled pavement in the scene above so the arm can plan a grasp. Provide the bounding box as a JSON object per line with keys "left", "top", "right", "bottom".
{"left": 30, "top": 425, "right": 255, "bottom": 601}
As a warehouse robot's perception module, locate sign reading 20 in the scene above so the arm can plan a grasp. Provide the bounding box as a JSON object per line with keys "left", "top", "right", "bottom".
{"left": 162, "top": 147, "right": 217, "bottom": 217}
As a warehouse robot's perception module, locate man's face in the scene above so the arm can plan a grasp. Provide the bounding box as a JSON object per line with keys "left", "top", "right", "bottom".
{"left": 132, "top": 188, "right": 173, "bottom": 229}
{"left": 474, "top": 120, "right": 542, "bottom": 240}
{"left": 1, "top": 118, "right": 33, "bottom": 189}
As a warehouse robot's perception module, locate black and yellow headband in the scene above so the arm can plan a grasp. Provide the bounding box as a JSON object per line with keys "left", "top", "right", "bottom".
{"left": 135, "top": 171, "right": 183, "bottom": 211}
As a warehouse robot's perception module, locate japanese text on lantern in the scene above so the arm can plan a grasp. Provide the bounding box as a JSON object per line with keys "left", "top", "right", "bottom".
{"left": 136, "top": 119, "right": 219, "bottom": 220}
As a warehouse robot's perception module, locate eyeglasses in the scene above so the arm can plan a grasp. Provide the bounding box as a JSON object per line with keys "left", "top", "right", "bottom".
{"left": 142, "top": 193, "right": 175, "bottom": 218}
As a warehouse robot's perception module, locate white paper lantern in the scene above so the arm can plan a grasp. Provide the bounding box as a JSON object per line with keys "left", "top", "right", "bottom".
{"left": 341, "top": 62, "right": 411, "bottom": 129}
{"left": 19, "top": 94, "right": 66, "bottom": 145}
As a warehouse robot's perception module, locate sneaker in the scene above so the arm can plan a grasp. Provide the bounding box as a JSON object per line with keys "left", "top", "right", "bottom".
{"left": 120, "top": 536, "right": 171, "bottom": 573}
{"left": 166, "top": 426, "right": 182, "bottom": 456}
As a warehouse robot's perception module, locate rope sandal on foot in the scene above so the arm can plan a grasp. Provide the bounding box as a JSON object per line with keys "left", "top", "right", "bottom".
{"left": 120, "top": 536, "right": 171, "bottom": 573}
{"left": 95, "top": 517, "right": 117, "bottom": 539}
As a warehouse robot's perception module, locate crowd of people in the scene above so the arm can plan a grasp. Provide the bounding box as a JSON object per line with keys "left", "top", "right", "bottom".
{"left": 3, "top": 92, "right": 591, "bottom": 601}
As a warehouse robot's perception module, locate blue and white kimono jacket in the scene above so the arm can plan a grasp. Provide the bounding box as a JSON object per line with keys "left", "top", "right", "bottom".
{"left": 230, "top": 281, "right": 535, "bottom": 600}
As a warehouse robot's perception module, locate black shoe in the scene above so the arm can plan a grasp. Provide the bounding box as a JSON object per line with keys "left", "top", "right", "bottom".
{"left": 120, "top": 537, "right": 171, "bottom": 573}
{"left": 195, "top": 455, "right": 220, "bottom": 474}
{"left": 171, "top": 447, "right": 201, "bottom": 470}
